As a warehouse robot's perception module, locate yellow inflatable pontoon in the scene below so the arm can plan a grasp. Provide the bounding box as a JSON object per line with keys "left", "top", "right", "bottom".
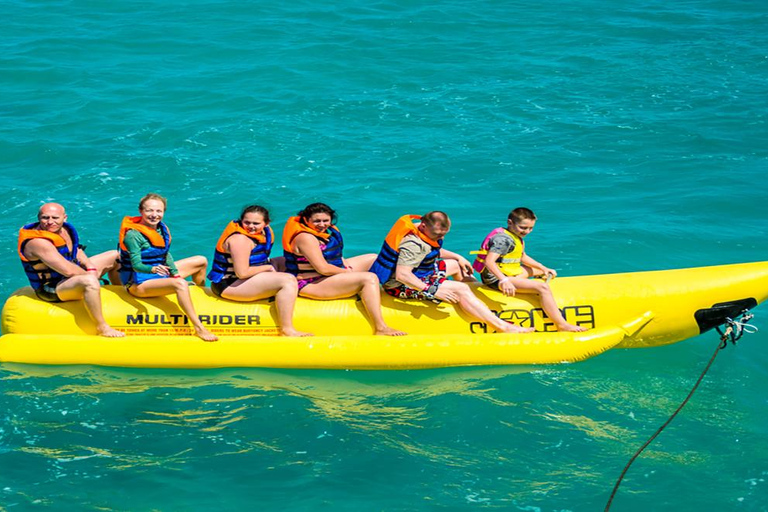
{"left": 1, "top": 261, "right": 766, "bottom": 369}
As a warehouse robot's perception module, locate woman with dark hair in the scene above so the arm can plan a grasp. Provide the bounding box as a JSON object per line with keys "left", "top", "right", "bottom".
{"left": 282, "top": 202, "right": 405, "bottom": 336}
{"left": 208, "top": 205, "right": 311, "bottom": 337}
{"left": 118, "top": 193, "right": 217, "bottom": 341}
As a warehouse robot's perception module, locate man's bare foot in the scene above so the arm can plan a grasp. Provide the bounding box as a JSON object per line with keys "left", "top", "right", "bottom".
{"left": 281, "top": 328, "right": 314, "bottom": 337}
{"left": 375, "top": 326, "right": 407, "bottom": 336}
{"left": 557, "top": 323, "right": 588, "bottom": 332}
{"left": 97, "top": 324, "right": 126, "bottom": 338}
{"left": 195, "top": 326, "right": 218, "bottom": 342}
{"left": 498, "top": 322, "right": 534, "bottom": 334}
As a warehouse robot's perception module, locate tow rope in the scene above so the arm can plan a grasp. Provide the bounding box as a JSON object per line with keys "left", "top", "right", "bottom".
{"left": 605, "top": 310, "right": 757, "bottom": 511}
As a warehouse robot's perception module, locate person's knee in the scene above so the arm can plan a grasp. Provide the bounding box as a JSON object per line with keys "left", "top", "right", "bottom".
{"left": 444, "top": 261, "right": 460, "bottom": 277}
{"left": 183, "top": 255, "right": 208, "bottom": 273}
{"left": 82, "top": 274, "right": 102, "bottom": 292}
{"left": 447, "top": 281, "right": 471, "bottom": 297}
{"left": 282, "top": 274, "right": 299, "bottom": 292}
{"left": 452, "top": 281, "right": 470, "bottom": 292}
{"left": 358, "top": 272, "right": 380, "bottom": 289}
{"left": 172, "top": 278, "right": 189, "bottom": 291}
{"left": 102, "top": 250, "right": 119, "bottom": 270}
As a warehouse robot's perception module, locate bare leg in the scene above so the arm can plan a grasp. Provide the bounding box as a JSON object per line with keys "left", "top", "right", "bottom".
{"left": 221, "top": 273, "right": 312, "bottom": 337}
{"left": 436, "top": 281, "right": 534, "bottom": 334}
{"left": 56, "top": 274, "right": 124, "bottom": 337}
{"left": 518, "top": 265, "right": 545, "bottom": 278}
{"left": 301, "top": 272, "right": 406, "bottom": 336}
{"left": 444, "top": 260, "right": 477, "bottom": 282}
{"left": 129, "top": 278, "right": 218, "bottom": 341}
{"left": 510, "top": 278, "right": 587, "bottom": 332}
{"left": 175, "top": 256, "right": 208, "bottom": 286}
{"left": 344, "top": 253, "right": 377, "bottom": 272}
{"left": 90, "top": 250, "right": 122, "bottom": 285}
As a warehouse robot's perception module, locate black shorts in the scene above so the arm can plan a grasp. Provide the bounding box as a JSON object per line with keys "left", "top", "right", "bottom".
{"left": 210, "top": 277, "right": 238, "bottom": 297}
{"left": 34, "top": 282, "right": 62, "bottom": 303}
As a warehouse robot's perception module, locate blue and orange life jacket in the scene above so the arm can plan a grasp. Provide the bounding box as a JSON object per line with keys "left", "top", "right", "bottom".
{"left": 281, "top": 216, "right": 344, "bottom": 275}
{"left": 207, "top": 221, "right": 274, "bottom": 284}
{"left": 369, "top": 214, "right": 442, "bottom": 284}
{"left": 18, "top": 222, "right": 80, "bottom": 290}
{"left": 117, "top": 216, "right": 171, "bottom": 285}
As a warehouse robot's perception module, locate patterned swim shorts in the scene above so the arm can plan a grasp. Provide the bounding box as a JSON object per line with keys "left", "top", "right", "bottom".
{"left": 384, "top": 260, "right": 447, "bottom": 303}
{"left": 297, "top": 275, "right": 326, "bottom": 291}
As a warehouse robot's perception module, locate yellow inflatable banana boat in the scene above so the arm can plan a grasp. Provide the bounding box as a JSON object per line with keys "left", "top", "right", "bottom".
{"left": 1, "top": 261, "right": 766, "bottom": 369}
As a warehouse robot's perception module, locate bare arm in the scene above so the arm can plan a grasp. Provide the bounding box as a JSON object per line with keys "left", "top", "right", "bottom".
{"left": 228, "top": 234, "right": 275, "bottom": 279}
{"left": 483, "top": 252, "right": 506, "bottom": 281}
{"left": 293, "top": 233, "right": 349, "bottom": 276}
{"left": 484, "top": 251, "right": 517, "bottom": 296}
{"left": 25, "top": 239, "right": 86, "bottom": 277}
{"left": 164, "top": 252, "right": 180, "bottom": 276}
{"left": 521, "top": 253, "right": 557, "bottom": 277}
{"left": 124, "top": 230, "right": 173, "bottom": 276}
{"left": 394, "top": 265, "right": 430, "bottom": 291}
{"left": 439, "top": 248, "right": 473, "bottom": 278}
{"left": 75, "top": 249, "right": 99, "bottom": 273}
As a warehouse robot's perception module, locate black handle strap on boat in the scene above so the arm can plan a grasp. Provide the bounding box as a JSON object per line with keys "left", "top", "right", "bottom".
{"left": 605, "top": 310, "right": 757, "bottom": 511}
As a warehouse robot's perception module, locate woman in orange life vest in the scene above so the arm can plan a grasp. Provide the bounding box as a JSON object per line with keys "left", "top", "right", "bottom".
{"left": 118, "top": 193, "right": 217, "bottom": 342}
{"left": 207, "top": 205, "right": 312, "bottom": 337}
{"left": 283, "top": 202, "right": 406, "bottom": 336}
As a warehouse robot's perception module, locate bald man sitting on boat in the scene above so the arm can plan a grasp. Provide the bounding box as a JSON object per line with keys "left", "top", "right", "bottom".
{"left": 18, "top": 202, "right": 124, "bottom": 337}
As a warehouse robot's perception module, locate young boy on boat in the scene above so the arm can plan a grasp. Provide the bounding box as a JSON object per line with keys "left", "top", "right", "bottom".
{"left": 370, "top": 211, "right": 533, "bottom": 334}
{"left": 473, "top": 207, "right": 586, "bottom": 332}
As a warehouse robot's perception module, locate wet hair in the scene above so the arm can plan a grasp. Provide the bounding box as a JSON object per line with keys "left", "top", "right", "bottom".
{"left": 508, "top": 207, "right": 536, "bottom": 225}
{"left": 240, "top": 204, "right": 271, "bottom": 224}
{"left": 298, "top": 203, "right": 337, "bottom": 224}
{"left": 139, "top": 193, "right": 167, "bottom": 211}
{"left": 421, "top": 211, "right": 451, "bottom": 229}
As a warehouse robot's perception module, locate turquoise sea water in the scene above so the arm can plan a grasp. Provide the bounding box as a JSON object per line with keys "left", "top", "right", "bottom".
{"left": 2, "top": 0, "right": 768, "bottom": 509}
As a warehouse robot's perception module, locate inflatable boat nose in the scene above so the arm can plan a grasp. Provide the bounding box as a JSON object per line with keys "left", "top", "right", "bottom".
{"left": 694, "top": 298, "right": 758, "bottom": 334}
